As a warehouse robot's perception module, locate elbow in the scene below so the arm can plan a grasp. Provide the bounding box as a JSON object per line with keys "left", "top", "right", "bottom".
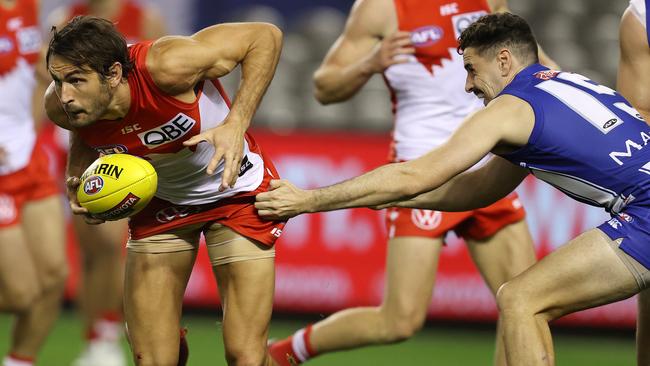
{"left": 313, "top": 71, "right": 343, "bottom": 105}
{"left": 313, "top": 71, "right": 334, "bottom": 105}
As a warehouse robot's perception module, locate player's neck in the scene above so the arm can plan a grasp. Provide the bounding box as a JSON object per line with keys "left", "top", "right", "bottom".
{"left": 101, "top": 81, "right": 131, "bottom": 121}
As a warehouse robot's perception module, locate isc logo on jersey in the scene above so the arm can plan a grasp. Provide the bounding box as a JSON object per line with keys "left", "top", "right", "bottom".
{"left": 411, "top": 26, "right": 444, "bottom": 47}
{"left": 137, "top": 113, "right": 196, "bottom": 149}
{"left": 452, "top": 10, "right": 488, "bottom": 39}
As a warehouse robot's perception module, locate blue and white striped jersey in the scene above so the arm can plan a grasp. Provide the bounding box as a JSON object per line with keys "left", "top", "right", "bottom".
{"left": 499, "top": 64, "right": 650, "bottom": 215}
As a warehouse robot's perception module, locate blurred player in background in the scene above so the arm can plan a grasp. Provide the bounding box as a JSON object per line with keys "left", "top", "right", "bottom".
{"left": 0, "top": 0, "right": 67, "bottom": 365}
{"left": 257, "top": 12, "right": 650, "bottom": 366}
{"left": 268, "top": 1, "right": 556, "bottom": 365}
{"left": 39, "top": 2, "right": 166, "bottom": 365}
{"left": 618, "top": 1, "right": 650, "bottom": 364}
{"left": 45, "top": 16, "right": 284, "bottom": 365}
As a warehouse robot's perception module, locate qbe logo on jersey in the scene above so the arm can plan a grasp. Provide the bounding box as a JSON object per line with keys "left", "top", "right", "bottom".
{"left": 452, "top": 10, "right": 488, "bottom": 40}
{"left": 138, "top": 113, "right": 196, "bottom": 149}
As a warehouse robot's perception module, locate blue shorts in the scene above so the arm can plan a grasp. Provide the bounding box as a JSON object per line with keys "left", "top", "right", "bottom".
{"left": 598, "top": 206, "right": 650, "bottom": 270}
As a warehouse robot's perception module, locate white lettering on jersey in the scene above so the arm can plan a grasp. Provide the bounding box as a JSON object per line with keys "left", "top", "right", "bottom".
{"left": 137, "top": 113, "right": 196, "bottom": 149}
{"left": 609, "top": 131, "right": 650, "bottom": 165}
{"left": 440, "top": 3, "right": 459, "bottom": 16}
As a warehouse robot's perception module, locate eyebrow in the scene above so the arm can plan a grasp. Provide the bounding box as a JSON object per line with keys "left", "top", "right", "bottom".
{"left": 50, "top": 69, "right": 83, "bottom": 82}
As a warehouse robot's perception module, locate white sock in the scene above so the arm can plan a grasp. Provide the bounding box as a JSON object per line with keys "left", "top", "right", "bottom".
{"left": 291, "top": 328, "right": 310, "bottom": 362}
{"left": 3, "top": 356, "right": 34, "bottom": 366}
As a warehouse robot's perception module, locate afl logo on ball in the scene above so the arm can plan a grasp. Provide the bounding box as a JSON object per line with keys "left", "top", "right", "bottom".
{"left": 84, "top": 176, "right": 104, "bottom": 195}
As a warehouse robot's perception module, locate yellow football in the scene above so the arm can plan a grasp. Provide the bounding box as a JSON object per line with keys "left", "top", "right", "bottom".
{"left": 77, "top": 154, "right": 158, "bottom": 221}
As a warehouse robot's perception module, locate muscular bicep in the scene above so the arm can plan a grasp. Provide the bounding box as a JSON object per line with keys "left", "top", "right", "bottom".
{"left": 404, "top": 95, "right": 534, "bottom": 194}
{"left": 618, "top": 9, "right": 650, "bottom": 120}
{"left": 319, "top": 0, "right": 392, "bottom": 70}
{"left": 147, "top": 22, "right": 281, "bottom": 92}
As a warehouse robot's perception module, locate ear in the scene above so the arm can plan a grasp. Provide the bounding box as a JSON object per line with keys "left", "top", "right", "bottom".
{"left": 107, "top": 62, "right": 123, "bottom": 88}
{"left": 496, "top": 48, "right": 512, "bottom": 77}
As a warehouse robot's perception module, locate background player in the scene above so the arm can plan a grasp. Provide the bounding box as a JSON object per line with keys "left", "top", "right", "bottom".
{"left": 0, "top": 0, "right": 67, "bottom": 365}
{"left": 255, "top": 12, "right": 650, "bottom": 366}
{"left": 617, "top": 1, "right": 650, "bottom": 364}
{"left": 269, "top": 1, "right": 557, "bottom": 365}
{"left": 40, "top": 2, "right": 166, "bottom": 365}
{"left": 45, "top": 16, "right": 284, "bottom": 365}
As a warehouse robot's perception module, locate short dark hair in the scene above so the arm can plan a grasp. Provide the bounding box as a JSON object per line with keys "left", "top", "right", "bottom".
{"left": 458, "top": 13, "right": 538, "bottom": 64}
{"left": 47, "top": 16, "right": 134, "bottom": 78}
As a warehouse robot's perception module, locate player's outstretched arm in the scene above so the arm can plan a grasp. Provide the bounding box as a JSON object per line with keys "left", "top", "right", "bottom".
{"left": 387, "top": 156, "right": 528, "bottom": 211}
{"left": 148, "top": 22, "right": 282, "bottom": 188}
{"left": 313, "top": 0, "right": 412, "bottom": 104}
{"left": 255, "top": 95, "right": 532, "bottom": 219}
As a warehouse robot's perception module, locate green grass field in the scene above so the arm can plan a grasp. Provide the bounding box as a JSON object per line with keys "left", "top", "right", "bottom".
{"left": 0, "top": 310, "right": 636, "bottom": 365}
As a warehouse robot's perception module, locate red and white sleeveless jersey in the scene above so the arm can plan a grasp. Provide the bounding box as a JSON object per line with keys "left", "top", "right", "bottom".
{"left": 0, "top": 0, "right": 41, "bottom": 175}
{"left": 384, "top": 0, "right": 489, "bottom": 161}
{"left": 77, "top": 42, "right": 266, "bottom": 205}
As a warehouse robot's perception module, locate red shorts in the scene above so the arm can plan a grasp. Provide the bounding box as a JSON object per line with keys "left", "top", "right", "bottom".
{"left": 128, "top": 149, "right": 285, "bottom": 246}
{"left": 0, "top": 145, "right": 60, "bottom": 228}
{"left": 386, "top": 193, "right": 525, "bottom": 240}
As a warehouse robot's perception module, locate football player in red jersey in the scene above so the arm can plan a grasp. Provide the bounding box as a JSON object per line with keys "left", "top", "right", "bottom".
{"left": 41, "top": 3, "right": 167, "bottom": 365}
{"left": 266, "top": 0, "right": 556, "bottom": 365}
{"left": 0, "top": 1, "right": 67, "bottom": 366}
{"left": 45, "top": 16, "right": 283, "bottom": 366}
{"left": 617, "top": 1, "right": 650, "bottom": 364}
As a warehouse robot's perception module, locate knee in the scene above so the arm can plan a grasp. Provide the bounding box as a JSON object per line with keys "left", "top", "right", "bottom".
{"left": 378, "top": 305, "right": 426, "bottom": 343}
{"left": 496, "top": 281, "right": 552, "bottom": 322}
{"left": 1, "top": 283, "right": 40, "bottom": 312}
{"left": 40, "top": 260, "right": 69, "bottom": 292}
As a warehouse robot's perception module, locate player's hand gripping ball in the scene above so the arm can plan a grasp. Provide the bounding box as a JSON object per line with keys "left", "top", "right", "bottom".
{"left": 77, "top": 154, "right": 158, "bottom": 220}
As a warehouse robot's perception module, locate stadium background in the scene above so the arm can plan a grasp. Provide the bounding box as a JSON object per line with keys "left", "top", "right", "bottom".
{"left": 1, "top": 0, "right": 637, "bottom": 364}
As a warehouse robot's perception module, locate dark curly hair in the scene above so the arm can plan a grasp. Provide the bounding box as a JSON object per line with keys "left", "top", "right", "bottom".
{"left": 47, "top": 16, "right": 134, "bottom": 79}
{"left": 458, "top": 13, "right": 538, "bottom": 64}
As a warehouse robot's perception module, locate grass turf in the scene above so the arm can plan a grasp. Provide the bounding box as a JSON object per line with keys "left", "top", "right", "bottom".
{"left": 0, "top": 310, "right": 635, "bottom": 365}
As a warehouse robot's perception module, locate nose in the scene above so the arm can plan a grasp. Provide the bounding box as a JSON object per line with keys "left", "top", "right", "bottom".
{"left": 464, "top": 74, "right": 474, "bottom": 94}
{"left": 59, "top": 83, "right": 74, "bottom": 105}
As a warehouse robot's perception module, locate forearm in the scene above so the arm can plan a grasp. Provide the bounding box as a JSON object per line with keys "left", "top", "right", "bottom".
{"left": 307, "top": 162, "right": 432, "bottom": 213}
{"left": 313, "top": 58, "right": 376, "bottom": 104}
{"left": 394, "top": 161, "right": 528, "bottom": 211}
{"left": 395, "top": 172, "right": 502, "bottom": 211}
{"left": 66, "top": 133, "right": 98, "bottom": 179}
{"left": 228, "top": 24, "right": 282, "bottom": 129}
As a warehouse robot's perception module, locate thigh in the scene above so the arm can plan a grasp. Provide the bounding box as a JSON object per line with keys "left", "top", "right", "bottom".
{"left": 466, "top": 219, "right": 537, "bottom": 295}
{"left": 0, "top": 225, "right": 39, "bottom": 302}
{"left": 73, "top": 215, "right": 127, "bottom": 254}
{"left": 503, "top": 229, "right": 640, "bottom": 319}
{"left": 206, "top": 224, "right": 275, "bottom": 350}
{"left": 124, "top": 229, "right": 200, "bottom": 363}
{"left": 382, "top": 236, "right": 443, "bottom": 317}
{"left": 21, "top": 196, "right": 67, "bottom": 282}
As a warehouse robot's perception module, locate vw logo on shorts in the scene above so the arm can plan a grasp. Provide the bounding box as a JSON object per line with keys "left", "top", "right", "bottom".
{"left": 411, "top": 209, "right": 442, "bottom": 230}
{"left": 83, "top": 176, "right": 104, "bottom": 195}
